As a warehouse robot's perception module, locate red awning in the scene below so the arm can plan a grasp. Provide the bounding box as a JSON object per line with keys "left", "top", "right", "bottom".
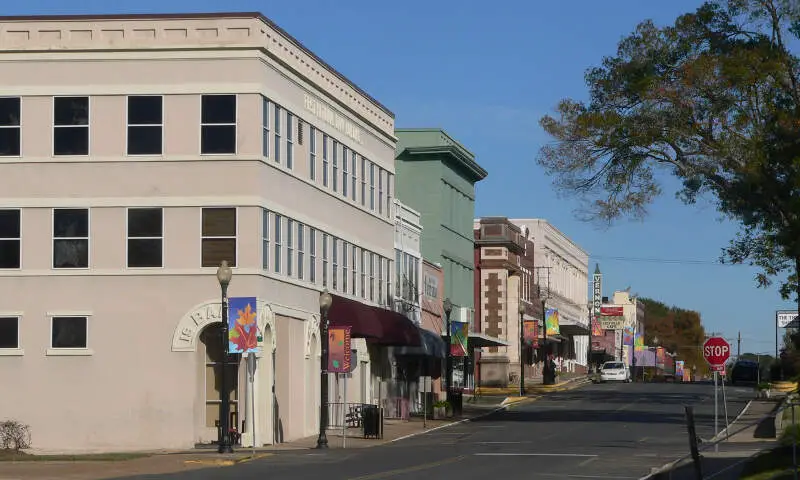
{"left": 328, "top": 294, "right": 420, "bottom": 347}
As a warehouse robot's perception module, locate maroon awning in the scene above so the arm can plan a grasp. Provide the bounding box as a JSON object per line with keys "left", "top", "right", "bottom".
{"left": 328, "top": 294, "right": 420, "bottom": 347}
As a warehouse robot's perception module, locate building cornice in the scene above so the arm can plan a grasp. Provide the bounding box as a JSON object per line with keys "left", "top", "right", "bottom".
{"left": 399, "top": 145, "right": 488, "bottom": 183}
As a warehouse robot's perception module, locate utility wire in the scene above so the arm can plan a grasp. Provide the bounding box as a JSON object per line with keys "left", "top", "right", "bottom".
{"left": 589, "top": 254, "right": 745, "bottom": 266}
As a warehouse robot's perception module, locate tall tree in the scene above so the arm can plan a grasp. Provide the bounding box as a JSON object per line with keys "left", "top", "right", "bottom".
{"left": 640, "top": 297, "right": 708, "bottom": 374}
{"left": 537, "top": 0, "right": 800, "bottom": 303}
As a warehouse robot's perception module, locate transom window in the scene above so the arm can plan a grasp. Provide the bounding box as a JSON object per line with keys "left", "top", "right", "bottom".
{"left": 0, "top": 97, "right": 21, "bottom": 156}
{"left": 201, "top": 208, "right": 236, "bottom": 267}
{"left": 53, "top": 208, "right": 89, "bottom": 269}
{"left": 53, "top": 97, "right": 89, "bottom": 156}
{"left": 127, "top": 208, "right": 163, "bottom": 268}
{"left": 127, "top": 96, "right": 163, "bottom": 155}
{"left": 0, "top": 209, "right": 20, "bottom": 269}
{"left": 201, "top": 95, "right": 236, "bottom": 155}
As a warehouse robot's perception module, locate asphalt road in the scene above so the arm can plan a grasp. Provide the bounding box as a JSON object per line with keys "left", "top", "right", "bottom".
{"left": 123, "top": 381, "right": 754, "bottom": 480}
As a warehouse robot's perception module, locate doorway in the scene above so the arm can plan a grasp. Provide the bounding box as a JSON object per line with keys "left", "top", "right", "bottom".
{"left": 200, "top": 324, "right": 241, "bottom": 444}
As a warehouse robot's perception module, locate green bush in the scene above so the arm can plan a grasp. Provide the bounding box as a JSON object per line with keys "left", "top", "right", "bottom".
{"left": 780, "top": 423, "right": 800, "bottom": 447}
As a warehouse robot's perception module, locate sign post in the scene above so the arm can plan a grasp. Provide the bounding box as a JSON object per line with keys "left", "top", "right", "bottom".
{"left": 703, "top": 336, "right": 731, "bottom": 453}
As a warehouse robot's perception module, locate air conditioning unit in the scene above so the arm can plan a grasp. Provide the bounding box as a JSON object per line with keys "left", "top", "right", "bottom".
{"left": 455, "top": 307, "right": 475, "bottom": 329}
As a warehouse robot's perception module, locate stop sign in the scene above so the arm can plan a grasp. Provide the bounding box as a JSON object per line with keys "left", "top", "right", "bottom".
{"left": 703, "top": 337, "right": 731, "bottom": 367}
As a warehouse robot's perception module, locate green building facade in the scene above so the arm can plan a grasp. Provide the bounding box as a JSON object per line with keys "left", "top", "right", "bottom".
{"left": 394, "top": 128, "right": 487, "bottom": 315}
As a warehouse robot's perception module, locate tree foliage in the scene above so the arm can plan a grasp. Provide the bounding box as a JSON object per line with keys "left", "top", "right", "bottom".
{"left": 537, "top": 0, "right": 800, "bottom": 300}
{"left": 640, "top": 297, "right": 709, "bottom": 374}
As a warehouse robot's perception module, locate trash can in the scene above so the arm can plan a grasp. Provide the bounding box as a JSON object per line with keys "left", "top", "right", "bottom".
{"left": 362, "top": 404, "right": 382, "bottom": 439}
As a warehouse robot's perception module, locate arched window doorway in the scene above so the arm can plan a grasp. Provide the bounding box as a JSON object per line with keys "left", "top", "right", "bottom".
{"left": 200, "top": 324, "right": 241, "bottom": 440}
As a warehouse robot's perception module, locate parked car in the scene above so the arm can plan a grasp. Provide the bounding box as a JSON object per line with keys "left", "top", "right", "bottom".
{"left": 600, "top": 361, "right": 632, "bottom": 383}
{"left": 729, "top": 360, "right": 759, "bottom": 385}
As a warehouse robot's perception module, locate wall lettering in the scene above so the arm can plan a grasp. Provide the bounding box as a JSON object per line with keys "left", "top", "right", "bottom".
{"left": 304, "top": 94, "right": 363, "bottom": 144}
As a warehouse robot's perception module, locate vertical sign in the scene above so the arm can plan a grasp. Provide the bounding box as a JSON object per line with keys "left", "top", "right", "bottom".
{"left": 228, "top": 297, "right": 258, "bottom": 354}
{"left": 328, "top": 326, "right": 352, "bottom": 373}
{"left": 523, "top": 320, "right": 539, "bottom": 347}
{"left": 592, "top": 267, "right": 602, "bottom": 319}
{"left": 545, "top": 308, "right": 560, "bottom": 336}
{"left": 450, "top": 321, "right": 469, "bottom": 357}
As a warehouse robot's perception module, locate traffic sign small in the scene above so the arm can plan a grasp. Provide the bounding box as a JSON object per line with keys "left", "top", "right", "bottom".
{"left": 703, "top": 337, "right": 731, "bottom": 368}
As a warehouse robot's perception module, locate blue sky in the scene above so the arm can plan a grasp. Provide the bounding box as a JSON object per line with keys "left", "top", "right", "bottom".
{"left": 13, "top": 0, "right": 793, "bottom": 354}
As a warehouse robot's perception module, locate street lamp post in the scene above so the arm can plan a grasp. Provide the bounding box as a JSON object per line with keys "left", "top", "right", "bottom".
{"left": 316, "top": 289, "right": 333, "bottom": 449}
{"left": 216, "top": 260, "right": 234, "bottom": 454}
{"left": 444, "top": 298, "right": 453, "bottom": 403}
{"left": 519, "top": 303, "right": 526, "bottom": 397}
{"left": 587, "top": 301, "right": 593, "bottom": 375}
{"left": 541, "top": 295, "right": 552, "bottom": 385}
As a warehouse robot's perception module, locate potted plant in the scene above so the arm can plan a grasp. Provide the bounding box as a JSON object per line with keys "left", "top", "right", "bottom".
{"left": 432, "top": 400, "right": 450, "bottom": 419}
{"left": 756, "top": 382, "right": 772, "bottom": 399}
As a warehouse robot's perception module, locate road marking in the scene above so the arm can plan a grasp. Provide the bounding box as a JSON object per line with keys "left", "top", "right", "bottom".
{"left": 578, "top": 456, "right": 598, "bottom": 467}
{"left": 637, "top": 437, "right": 649, "bottom": 443}
{"left": 536, "top": 474, "right": 638, "bottom": 479}
{"left": 347, "top": 455, "right": 466, "bottom": 480}
{"left": 476, "top": 441, "right": 531, "bottom": 444}
{"left": 474, "top": 453, "right": 598, "bottom": 457}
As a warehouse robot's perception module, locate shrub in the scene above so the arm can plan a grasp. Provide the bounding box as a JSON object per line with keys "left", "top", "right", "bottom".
{"left": 0, "top": 420, "right": 31, "bottom": 451}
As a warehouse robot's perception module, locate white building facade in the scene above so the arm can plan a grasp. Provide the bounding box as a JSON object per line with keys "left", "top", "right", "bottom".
{"left": 393, "top": 199, "right": 423, "bottom": 323}
{"left": 511, "top": 219, "right": 590, "bottom": 372}
{"left": 612, "top": 290, "right": 645, "bottom": 368}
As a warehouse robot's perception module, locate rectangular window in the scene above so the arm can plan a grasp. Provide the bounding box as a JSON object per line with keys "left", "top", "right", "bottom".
{"left": 378, "top": 255, "right": 384, "bottom": 305}
{"left": 127, "top": 208, "right": 163, "bottom": 268}
{"left": 309, "top": 227, "right": 317, "bottom": 283}
{"left": 386, "top": 173, "right": 393, "bottom": 218}
{"left": 53, "top": 96, "right": 89, "bottom": 156}
{"left": 201, "top": 207, "right": 236, "bottom": 267}
{"left": 53, "top": 208, "right": 89, "bottom": 269}
{"left": 360, "top": 250, "right": 367, "bottom": 299}
{"left": 369, "top": 163, "right": 376, "bottom": 210}
{"left": 274, "top": 214, "right": 282, "bottom": 274}
{"left": 332, "top": 237, "right": 339, "bottom": 291}
{"left": 351, "top": 151, "right": 358, "bottom": 202}
{"left": 322, "top": 234, "right": 329, "bottom": 288}
{"left": 268, "top": 208, "right": 269, "bottom": 270}
{"left": 361, "top": 157, "right": 367, "bottom": 206}
{"left": 332, "top": 140, "right": 339, "bottom": 192}
{"left": 0, "top": 316, "right": 19, "bottom": 349}
{"left": 274, "top": 104, "right": 282, "bottom": 163}
{"left": 0, "top": 209, "right": 20, "bottom": 269}
{"left": 201, "top": 95, "right": 236, "bottom": 155}
{"left": 369, "top": 252, "right": 375, "bottom": 302}
{"left": 342, "top": 146, "right": 349, "bottom": 198}
{"left": 51, "top": 316, "right": 87, "bottom": 349}
{"left": 309, "top": 126, "right": 316, "bottom": 181}
{"left": 286, "top": 218, "right": 294, "bottom": 277}
{"left": 351, "top": 245, "right": 358, "bottom": 296}
{"left": 342, "top": 241, "right": 349, "bottom": 293}
{"left": 0, "top": 97, "right": 21, "bottom": 156}
{"left": 262, "top": 97, "right": 270, "bottom": 158}
{"left": 286, "top": 112, "right": 294, "bottom": 169}
{"left": 322, "top": 134, "right": 329, "bottom": 187}
{"left": 127, "top": 96, "right": 162, "bottom": 155}
{"left": 297, "top": 223, "right": 305, "bottom": 280}
{"left": 387, "top": 258, "right": 393, "bottom": 307}
{"left": 395, "top": 249, "right": 402, "bottom": 298}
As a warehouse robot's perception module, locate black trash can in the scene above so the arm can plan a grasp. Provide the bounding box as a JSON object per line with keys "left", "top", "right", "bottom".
{"left": 362, "top": 404, "right": 382, "bottom": 439}
{"left": 448, "top": 389, "right": 463, "bottom": 417}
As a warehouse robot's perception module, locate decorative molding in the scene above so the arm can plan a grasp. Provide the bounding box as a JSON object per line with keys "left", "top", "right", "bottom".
{"left": 171, "top": 300, "right": 223, "bottom": 352}
{"left": 46, "top": 348, "right": 94, "bottom": 356}
{"left": 0, "top": 348, "right": 24, "bottom": 356}
{"left": 305, "top": 313, "right": 320, "bottom": 359}
{"left": 256, "top": 301, "right": 277, "bottom": 353}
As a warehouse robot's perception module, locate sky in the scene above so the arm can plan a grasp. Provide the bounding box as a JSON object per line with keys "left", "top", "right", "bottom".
{"left": 10, "top": 0, "right": 794, "bottom": 355}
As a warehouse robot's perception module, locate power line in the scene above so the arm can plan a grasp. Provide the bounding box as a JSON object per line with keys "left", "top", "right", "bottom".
{"left": 589, "top": 254, "right": 745, "bottom": 266}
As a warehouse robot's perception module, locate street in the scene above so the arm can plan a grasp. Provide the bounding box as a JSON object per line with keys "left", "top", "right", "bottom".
{"left": 120, "top": 382, "right": 752, "bottom": 480}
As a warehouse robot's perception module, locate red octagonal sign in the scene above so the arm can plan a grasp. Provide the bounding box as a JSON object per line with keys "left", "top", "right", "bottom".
{"left": 703, "top": 337, "right": 731, "bottom": 371}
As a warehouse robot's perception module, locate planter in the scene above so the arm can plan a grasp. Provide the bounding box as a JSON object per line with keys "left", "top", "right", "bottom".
{"left": 433, "top": 406, "right": 447, "bottom": 419}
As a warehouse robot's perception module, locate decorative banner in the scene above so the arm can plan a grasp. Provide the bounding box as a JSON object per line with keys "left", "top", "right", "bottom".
{"left": 623, "top": 326, "right": 634, "bottom": 346}
{"left": 450, "top": 321, "right": 469, "bottom": 357}
{"left": 328, "top": 326, "right": 352, "bottom": 373}
{"left": 523, "top": 320, "right": 539, "bottom": 347}
{"left": 591, "top": 317, "right": 603, "bottom": 337}
{"left": 228, "top": 297, "right": 258, "bottom": 354}
{"left": 675, "top": 361, "right": 685, "bottom": 378}
{"left": 634, "top": 332, "right": 645, "bottom": 351}
{"left": 656, "top": 347, "right": 666, "bottom": 369}
{"left": 545, "top": 308, "right": 560, "bottom": 336}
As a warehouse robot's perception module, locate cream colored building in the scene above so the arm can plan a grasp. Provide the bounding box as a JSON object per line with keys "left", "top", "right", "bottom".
{"left": 612, "top": 290, "right": 645, "bottom": 368}
{"left": 0, "top": 12, "right": 402, "bottom": 452}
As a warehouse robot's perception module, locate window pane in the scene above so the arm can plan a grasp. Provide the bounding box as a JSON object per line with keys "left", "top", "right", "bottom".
{"left": 201, "top": 125, "right": 236, "bottom": 154}
{"left": 128, "top": 208, "right": 162, "bottom": 237}
{"left": 54, "top": 127, "right": 89, "bottom": 155}
{"left": 0, "top": 210, "right": 20, "bottom": 238}
{"left": 51, "top": 316, "right": 87, "bottom": 348}
{"left": 128, "top": 96, "right": 162, "bottom": 125}
{"left": 0, "top": 98, "right": 20, "bottom": 126}
{"left": 53, "top": 239, "right": 89, "bottom": 268}
{"left": 0, "top": 317, "right": 18, "bottom": 349}
{"left": 54, "top": 209, "right": 88, "bottom": 237}
{"left": 202, "top": 238, "right": 236, "bottom": 267}
{"left": 201, "top": 95, "right": 236, "bottom": 124}
{"left": 128, "top": 126, "right": 162, "bottom": 155}
{"left": 202, "top": 208, "right": 236, "bottom": 237}
{"left": 0, "top": 240, "right": 20, "bottom": 269}
{"left": 54, "top": 97, "right": 89, "bottom": 126}
{"left": 0, "top": 128, "right": 20, "bottom": 156}
{"left": 128, "top": 239, "right": 163, "bottom": 268}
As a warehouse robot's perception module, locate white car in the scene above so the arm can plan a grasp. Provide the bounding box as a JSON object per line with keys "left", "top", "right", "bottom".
{"left": 600, "top": 361, "right": 631, "bottom": 383}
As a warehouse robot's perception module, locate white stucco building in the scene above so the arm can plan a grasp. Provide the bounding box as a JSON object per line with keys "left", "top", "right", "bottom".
{"left": 0, "top": 12, "right": 420, "bottom": 453}
{"left": 511, "top": 219, "right": 590, "bottom": 372}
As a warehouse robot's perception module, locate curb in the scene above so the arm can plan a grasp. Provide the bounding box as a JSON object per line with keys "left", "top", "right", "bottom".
{"left": 711, "top": 399, "right": 753, "bottom": 442}
{"left": 183, "top": 452, "right": 273, "bottom": 467}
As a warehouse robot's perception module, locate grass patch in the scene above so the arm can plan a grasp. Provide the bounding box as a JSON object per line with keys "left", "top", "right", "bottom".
{"left": 741, "top": 446, "right": 798, "bottom": 480}
{"left": 0, "top": 449, "right": 150, "bottom": 462}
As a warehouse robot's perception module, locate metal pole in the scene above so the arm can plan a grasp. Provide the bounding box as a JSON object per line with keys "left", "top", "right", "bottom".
{"left": 793, "top": 402, "right": 797, "bottom": 480}
{"left": 218, "top": 285, "right": 233, "bottom": 454}
{"left": 445, "top": 301, "right": 453, "bottom": 404}
{"left": 342, "top": 373, "right": 347, "bottom": 449}
{"left": 519, "top": 310, "right": 525, "bottom": 397}
{"left": 722, "top": 374, "right": 729, "bottom": 440}
{"left": 316, "top": 305, "right": 330, "bottom": 449}
{"left": 542, "top": 300, "right": 549, "bottom": 385}
{"left": 714, "top": 371, "right": 719, "bottom": 453}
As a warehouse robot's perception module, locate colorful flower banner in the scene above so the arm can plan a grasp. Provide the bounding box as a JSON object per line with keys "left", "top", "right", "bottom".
{"left": 634, "top": 332, "right": 645, "bottom": 351}
{"left": 545, "top": 308, "right": 560, "bottom": 336}
{"left": 328, "top": 326, "right": 352, "bottom": 373}
{"left": 623, "top": 326, "right": 634, "bottom": 346}
{"left": 450, "top": 321, "right": 469, "bottom": 357}
{"left": 676, "top": 361, "right": 685, "bottom": 378}
{"left": 228, "top": 297, "right": 258, "bottom": 354}
{"left": 523, "top": 320, "right": 539, "bottom": 347}
{"left": 591, "top": 317, "right": 603, "bottom": 337}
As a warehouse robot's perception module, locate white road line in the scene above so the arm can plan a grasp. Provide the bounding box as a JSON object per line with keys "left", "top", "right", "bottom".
{"left": 578, "top": 456, "right": 599, "bottom": 467}
{"left": 476, "top": 441, "right": 532, "bottom": 444}
{"left": 536, "top": 474, "right": 638, "bottom": 479}
{"left": 474, "top": 453, "right": 598, "bottom": 457}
